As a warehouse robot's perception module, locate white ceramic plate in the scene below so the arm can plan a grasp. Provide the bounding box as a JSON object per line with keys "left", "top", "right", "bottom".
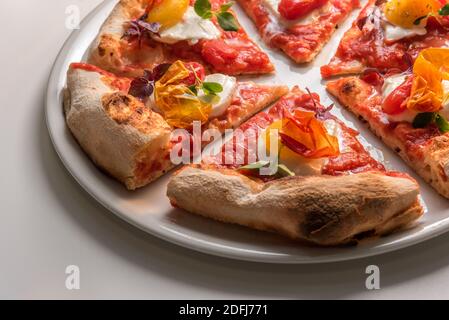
{"left": 46, "top": 0, "right": 449, "bottom": 263}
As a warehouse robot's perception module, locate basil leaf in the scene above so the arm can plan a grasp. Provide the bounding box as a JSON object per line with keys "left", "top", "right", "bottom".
{"left": 238, "top": 161, "right": 270, "bottom": 170}
{"left": 220, "top": 1, "right": 235, "bottom": 12}
{"left": 216, "top": 11, "right": 239, "bottom": 31}
{"left": 436, "top": 114, "right": 449, "bottom": 132}
{"left": 412, "top": 112, "right": 436, "bottom": 128}
{"left": 194, "top": 0, "right": 212, "bottom": 19}
{"left": 414, "top": 15, "right": 428, "bottom": 25}
{"left": 440, "top": 4, "right": 449, "bottom": 16}
{"left": 277, "top": 164, "right": 295, "bottom": 177}
{"left": 202, "top": 82, "right": 223, "bottom": 94}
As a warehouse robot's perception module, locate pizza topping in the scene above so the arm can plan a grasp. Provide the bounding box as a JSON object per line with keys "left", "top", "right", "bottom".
{"left": 122, "top": 15, "right": 161, "bottom": 45}
{"left": 201, "top": 73, "right": 237, "bottom": 118}
{"left": 262, "top": 0, "right": 331, "bottom": 27}
{"left": 128, "top": 63, "right": 172, "bottom": 102}
{"left": 256, "top": 107, "right": 340, "bottom": 176}
{"left": 407, "top": 48, "right": 449, "bottom": 113}
{"left": 380, "top": 48, "right": 449, "bottom": 126}
{"left": 154, "top": 61, "right": 211, "bottom": 128}
{"left": 154, "top": 6, "right": 221, "bottom": 45}
{"left": 146, "top": 0, "right": 190, "bottom": 29}
{"left": 383, "top": 0, "right": 440, "bottom": 29}
{"left": 153, "top": 60, "right": 235, "bottom": 127}
{"left": 194, "top": 0, "right": 240, "bottom": 31}
{"left": 278, "top": 0, "right": 329, "bottom": 20}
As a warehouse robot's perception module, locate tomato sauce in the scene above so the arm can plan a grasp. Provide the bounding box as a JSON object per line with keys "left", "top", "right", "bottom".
{"left": 209, "top": 87, "right": 387, "bottom": 178}
{"left": 323, "top": 0, "right": 449, "bottom": 76}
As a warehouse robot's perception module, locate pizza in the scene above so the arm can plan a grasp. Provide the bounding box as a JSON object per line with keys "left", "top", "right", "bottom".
{"left": 88, "top": 0, "right": 274, "bottom": 77}
{"left": 236, "top": 0, "right": 360, "bottom": 63}
{"left": 64, "top": 61, "right": 287, "bottom": 189}
{"left": 62, "top": 0, "right": 434, "bottom": 246}
{"left": 167, "top": 87, "right": 423, "bottom": 245}
{"left": 327, "top": 47, "right": 449, "bottom": 198}
{"left": 321, "top": 0, "right": 449, "bottom": 78}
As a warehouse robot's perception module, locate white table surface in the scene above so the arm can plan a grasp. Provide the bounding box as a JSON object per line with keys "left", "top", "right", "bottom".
{"left": 2, "top": 0, "right": 449, "bottom": 300}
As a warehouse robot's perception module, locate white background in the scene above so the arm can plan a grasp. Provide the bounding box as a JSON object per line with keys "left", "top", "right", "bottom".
{"left": 2, "top": 0, "right": 449, "bottom": 299}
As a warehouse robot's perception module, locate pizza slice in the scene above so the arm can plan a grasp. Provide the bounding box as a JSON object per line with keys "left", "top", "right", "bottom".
{"left": 326, "top": 47, "right": 449, "bottom": 198}
{"left": 236, "top": 0, "right": 360, "bottom": 63}
{"left": 321, "top": 0, "right": 449, "bottom": 78}
{"left": 167, "top": 87, "right": 423, "bottom": 246}
{"left": 88, "top": 0, "right": 274, "bottom": 77}
{"left": 64, "top": 61, "right": 288, "bottom": 189}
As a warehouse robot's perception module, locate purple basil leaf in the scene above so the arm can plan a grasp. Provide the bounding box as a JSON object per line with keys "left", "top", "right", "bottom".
{"left": 129, "top": 77, "right": 154, "bottom": 102}
{"left": 152, "top": 63, "right": 172, "bottom": 81}
{"left": 136, "top": 20, "right": 161, "bottom": 33}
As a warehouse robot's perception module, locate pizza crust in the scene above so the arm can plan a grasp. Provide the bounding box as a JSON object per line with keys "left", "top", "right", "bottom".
{"left": 167, "top": 166, "right": 423, "bottom": 245}
{"left": 87, "top": 0, "right": 162, "bottom": 77}
{"left": 64, "top": 67, "right": 173, "bottom": 190}
{"left": 327, "top": 76, "right": 449, "bottom": 199}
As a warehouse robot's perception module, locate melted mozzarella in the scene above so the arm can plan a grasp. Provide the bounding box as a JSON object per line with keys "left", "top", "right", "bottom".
{"left": 382, "top": 74, "right": 407, "bottom": 99}
{"left": 384, "top": 23, "right": 427, "bottom": 42}
{"left": 261, "top": 0, "right": 330, "bottom": 27}
{"left": 381, "top": 74, "right": 418, "bottom": 123}
{"left": 201, "top": 74, "right": 237, "bottom": 118}
{"left": 155, "top": 7, "right": 221, "bottom": 45}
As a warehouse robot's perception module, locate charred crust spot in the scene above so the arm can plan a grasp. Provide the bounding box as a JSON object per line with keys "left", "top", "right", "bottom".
{"left": 395, "top": 147, "right": 401, "bottom": 153}
{"left": 341, "top": 81, "right": 356, "bottom": 96}
{"left": 102, "top": 92, "right": 134, "bottom": 124}
{"left": 98, "top": 46, "right": 106, "bottom": 57}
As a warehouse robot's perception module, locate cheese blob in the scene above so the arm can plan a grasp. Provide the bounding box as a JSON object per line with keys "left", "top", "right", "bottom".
{"left": 383, "top": 23, "right": 427, "bottom": 42}
{"left": 200, "top": 74, "right": 238, "bottom": 119}
{"left": 155, "top": 7, "right": 221, "bottom": 45}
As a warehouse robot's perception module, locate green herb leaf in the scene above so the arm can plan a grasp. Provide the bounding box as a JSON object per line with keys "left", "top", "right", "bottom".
{"left": 216, "top": 11, "right": 239, "bottom": 31}
{"left": 202, "top": 82, "right": 223, "bottom": 95}
{"left": 276, "top": 164, "right": 295, "bottom": 177}
{"left": 436, "top": 114, "right": 449, "bottom": 132}
{"left": 188, "top": 85, "right": 198, "bottom": 95}
{"left": 238, "top": 161, "right": 270, "bottom": 171}
{"left": 220, "top": 1, "right": 235, "bottom": 12}
{"left": 412, "top": 112, "right": 436, "bottom": 128}
{"left": 439, "top": 4, "right": 449, "bottom": 16}
{"left": 194, "top": 0, "right": 212, "bottom": 19}
{"left": 413, "top": 15, "right": 428, "bottom": 25}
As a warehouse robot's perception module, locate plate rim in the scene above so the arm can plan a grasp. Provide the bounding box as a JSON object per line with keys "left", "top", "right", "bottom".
{"left": 45, "top": 0, "right": 449, "bottom": 264}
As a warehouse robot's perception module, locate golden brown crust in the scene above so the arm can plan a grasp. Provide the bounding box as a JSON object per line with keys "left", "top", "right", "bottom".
{"left": 327, "top": 76, "right": 449, "bottom": 198}
{"left": 167, "top": 166, "right": 423, "bottom": 246}
{"left": 64, "top": 67, "right": 173, "bottom": 190}
{"left": 87, "top": 0, "right": 158, "bottom": 77}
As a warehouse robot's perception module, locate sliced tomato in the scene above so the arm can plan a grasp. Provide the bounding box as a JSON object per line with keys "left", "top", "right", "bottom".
{"left": 382, "top": 76, "right": 413, "bottom": 115}
{"left": 278, "top": 0, "right": 328, "bottom": 20}
{"left": 179, "top": 62, "right": 206, "bottom": 86}
{"left": 360, "top": 69, "right": 384, "bottom": 87}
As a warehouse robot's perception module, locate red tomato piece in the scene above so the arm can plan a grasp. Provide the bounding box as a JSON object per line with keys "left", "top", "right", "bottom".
{"left": 180, "top": 62, "right": 206, "bottom": 86}
{"left": 382, "top": 76, "right": 413, "bottom": 115}
{"left": 278, "top": 0, "right": 328, "bottom": 20}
